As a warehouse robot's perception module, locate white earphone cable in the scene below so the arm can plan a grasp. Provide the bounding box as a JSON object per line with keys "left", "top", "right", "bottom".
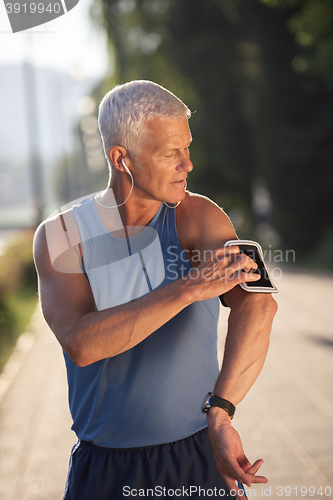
{"left": 95, "top": 165, "right": 187, "bottom": 210}
{"left": 164, "top": 180, "right": 187, "bottom": 209}
{"left": 164, "top": 201, "right": 181, "bottom": 209}
{"left": 95, "top": 169, "right": 134, "bottom": 209}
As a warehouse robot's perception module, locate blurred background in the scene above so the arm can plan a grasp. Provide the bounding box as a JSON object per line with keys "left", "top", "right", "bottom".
{"left": 0, "top": 0, "right": 332, "bottom": 499}
{"left": 1, "top": 0, "right": 333, "bottom": 255}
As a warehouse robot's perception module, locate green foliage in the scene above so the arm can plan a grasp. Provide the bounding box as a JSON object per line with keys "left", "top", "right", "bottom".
{"left": 93, "top": 0, "right": 333, "bottom": 265}
{"left": 258, "top": 0, "right": 333, "bottom": 82}
{"left": 0, "top": 231, "right": 38, "bottom": 373}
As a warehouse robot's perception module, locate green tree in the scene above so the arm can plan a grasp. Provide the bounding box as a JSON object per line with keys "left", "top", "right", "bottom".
{"left": 93, "top": 0, "right": 333, "bottom": 264}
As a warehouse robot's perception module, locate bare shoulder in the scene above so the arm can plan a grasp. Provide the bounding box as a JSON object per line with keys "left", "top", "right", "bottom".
{"left": 179, "top": 191, "right": 231, "bottom": 220}
{"left": 33, "top": 208, "right": 82, "bottom": 275}
{"left": 177, "top": 191, "right": 237, "bottom": 253}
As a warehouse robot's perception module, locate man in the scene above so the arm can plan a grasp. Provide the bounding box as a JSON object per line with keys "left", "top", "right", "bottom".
{"left": 33, "top": 80, "right": 277, "bottom": 499}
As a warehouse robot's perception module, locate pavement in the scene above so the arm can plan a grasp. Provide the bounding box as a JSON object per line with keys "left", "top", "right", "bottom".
{"left": 0, "top": 268, "right": 332, "bottom": 500}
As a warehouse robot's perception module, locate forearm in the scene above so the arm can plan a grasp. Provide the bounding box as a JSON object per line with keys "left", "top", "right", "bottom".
{"left": 213, "top": 292, "right": 277, "bottom": 406}
{"left": 65, "top": 278, "right": 192, "bottom": 366}
{"left": 205, "top": 292, "right": 277, "bottom": 491}
{"left": 60, "top": 249, "right": 260, "bottom": 366}
{"left": 41, "top": 240, "right": 263, "bottom": 367}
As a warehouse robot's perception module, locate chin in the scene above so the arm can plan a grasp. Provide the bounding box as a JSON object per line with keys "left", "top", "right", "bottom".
{"left": 164, "top": 186, "right": 187, "bottom": 205}
{"left": 179, "top": 190, "right": 187, "bottom": 201}
{"left": 177, "top": 188, "right": 187, "bottom": 200}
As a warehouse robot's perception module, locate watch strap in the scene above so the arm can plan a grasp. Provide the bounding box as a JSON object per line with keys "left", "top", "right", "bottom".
{"left": 204, "top": 392, "right": 236, "bottom": 419}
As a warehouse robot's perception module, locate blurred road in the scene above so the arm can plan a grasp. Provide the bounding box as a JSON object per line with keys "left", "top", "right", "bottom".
{"left": 219, "top": 268, "right": 333, "bottom": 499}
{"left": 0, "top": 268, "right": 332, "bottom": 500}
{"left": 0, "top": 309, "right": 74, "bottom": 500}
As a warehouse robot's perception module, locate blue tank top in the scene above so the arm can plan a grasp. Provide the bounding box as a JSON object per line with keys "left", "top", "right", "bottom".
{"left": 65, "top": 197, "right": 220, "bottom": 448}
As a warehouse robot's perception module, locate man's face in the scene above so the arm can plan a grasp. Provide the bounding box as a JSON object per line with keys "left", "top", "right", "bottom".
{"left": 132, "top": 116, "right": 193, "bottom": 205}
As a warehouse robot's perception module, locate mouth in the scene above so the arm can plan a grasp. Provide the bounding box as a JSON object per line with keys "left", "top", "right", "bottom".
{"left": 172, "top": 178, "right": 187, "bottom": 186}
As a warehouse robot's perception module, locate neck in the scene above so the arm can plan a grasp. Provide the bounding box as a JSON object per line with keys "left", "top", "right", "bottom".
{"left": 118, "top": 199, "right": 162, "bottom": 227}
{"left": 99, "top": 173, "right": 161, "bottom": 227}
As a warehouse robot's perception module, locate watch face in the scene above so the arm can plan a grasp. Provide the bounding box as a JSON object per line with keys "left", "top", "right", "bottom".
{"left": 201, "top": 392, "right": 212, "bottom": 413}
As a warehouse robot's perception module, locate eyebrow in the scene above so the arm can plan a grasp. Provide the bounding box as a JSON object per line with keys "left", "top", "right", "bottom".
{"left": 162, "top": 139, "right": 193, "bottom": 152}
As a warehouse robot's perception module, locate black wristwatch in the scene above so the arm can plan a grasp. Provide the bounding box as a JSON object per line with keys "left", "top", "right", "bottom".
{"left": 201, "top": 392, "right": 236, "bottom": 419}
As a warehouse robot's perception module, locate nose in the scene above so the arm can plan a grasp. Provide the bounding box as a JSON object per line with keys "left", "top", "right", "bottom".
{"left": 184, "top": 158, "right": 193, "bottom": 173}
{"left": 177, "top": 151, "right": 193, "bottom": 173}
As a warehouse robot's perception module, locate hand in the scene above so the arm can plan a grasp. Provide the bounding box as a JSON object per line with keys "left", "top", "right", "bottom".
{"left": 182, "top": 246, "right": 260, "bottom": 302}
{"left": 207, "top": 409, "right": 268, "bottom": 500}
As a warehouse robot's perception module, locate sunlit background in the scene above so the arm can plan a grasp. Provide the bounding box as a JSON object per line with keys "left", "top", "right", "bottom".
{"left": 1, "top": 0, "right": 333, "bottom": 266}
{"left": 0, "top": 2, "right": 333, "bottom": 499}
{"left": 0, "top": 0, "right": 109, "bottom": 230}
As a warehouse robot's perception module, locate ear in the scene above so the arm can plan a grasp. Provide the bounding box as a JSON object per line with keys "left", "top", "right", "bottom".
{"left": 108, "top": 146, "right": 130, "bottom": 172}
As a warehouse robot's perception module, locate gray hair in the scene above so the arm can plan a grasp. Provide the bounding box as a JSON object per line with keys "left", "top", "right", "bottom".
{"left": 98, "top": 80, "right": 191, "bottom": 166}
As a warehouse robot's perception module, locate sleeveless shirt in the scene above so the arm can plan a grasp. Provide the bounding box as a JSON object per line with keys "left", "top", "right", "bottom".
{"left": 64, "top": 197, "right": 220, "bottom": 448}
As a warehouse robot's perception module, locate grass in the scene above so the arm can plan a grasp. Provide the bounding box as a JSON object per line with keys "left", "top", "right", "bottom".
{"left": 0, "top": 230, "right": 38, "bottom": 374}
{"left": 0, "top": 292, "right": 38, "bottom": 373}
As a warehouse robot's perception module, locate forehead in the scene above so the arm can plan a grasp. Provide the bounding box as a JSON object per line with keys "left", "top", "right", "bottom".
{"left": 143, "top": 116, "right": 192, "bottom": 153}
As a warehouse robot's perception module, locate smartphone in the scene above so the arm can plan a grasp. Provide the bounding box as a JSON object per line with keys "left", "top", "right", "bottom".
{"left": 224, "top": 239, "right": 278, "bottom": 293}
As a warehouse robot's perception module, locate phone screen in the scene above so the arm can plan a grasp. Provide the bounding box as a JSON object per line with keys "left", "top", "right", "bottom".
{"left": 238, "top": 244, "right": 274, "bottom": 289}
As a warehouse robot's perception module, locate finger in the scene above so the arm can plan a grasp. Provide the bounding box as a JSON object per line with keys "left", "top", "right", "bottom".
{"left": 226, "top": 252, "right": 259, "bottom": 273}
{"left": 196, "top": 247, "right": 240, "bottom": 268}
{"left": 245, "top": 473, "right": 268, "bottom": 484}
{"left": 227, "top": 460, "right": 267, "bottom": 488}
{"left": 211, "top": 250, "right": 258, "bottom": 278}
{"left": 214, "top": 246, "right": 240, "bottom": 262}
{"left": 238, "top": 453, "right": 252, "bottom": 472}
{"left": 245, "top": 458, "right": 265, "bottom": 475}
{"left": 242, "top": 464, "right": 268, "bottom": 485}
{"left": 241, "top": 270, "right": 261, "bottom": 281}
{"left": 217, "top": 246, "right": 240, "bottom": 257}
{"left": 222, "top": 458, "right": 252, "bottom": 488}
{"left": 224, "top": 477, "right": 247, "bottom": 500}
{"left": 226, "top": 269, "right": 261, "bottom": 287}
{"left": 243, "top": 458, "right": 268, "bottom": 484}
{"left": 197, "top": 254, "right": 247, "bottom": 279}
{"left": 224, "top": 256, "right": 258, "bottom": 277}
{"left": 234, "top": 254, "right": 258, "bottom": 272}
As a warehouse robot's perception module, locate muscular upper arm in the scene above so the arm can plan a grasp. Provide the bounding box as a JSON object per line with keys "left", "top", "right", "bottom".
{"left": 177, "top": 192, "right": 238, "bottom": 265}
{"left": 33, "top": 214, "right": 96, "bottom": 354}
{"left": 176, "top": 192, "right": 271, "bottom": 308}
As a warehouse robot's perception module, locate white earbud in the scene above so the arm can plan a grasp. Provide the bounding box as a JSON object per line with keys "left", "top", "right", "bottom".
{"left": 121, "top": 158, "right": 131, "bottom": 175}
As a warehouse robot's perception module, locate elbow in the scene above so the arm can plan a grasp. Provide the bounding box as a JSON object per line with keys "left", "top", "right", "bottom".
{"left": 71, "top": 354, "right": 90, "bottom": 368}
{"left": 65, "top": 330, "right": 116, "bottom": 367}
{"left": 65, "top": 334, "right": 94, "bottom": 368}
{"left": 66, "top": 345, "right": 88, "bottom": 368}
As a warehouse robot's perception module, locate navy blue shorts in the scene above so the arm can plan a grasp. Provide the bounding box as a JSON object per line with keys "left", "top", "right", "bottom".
{"left": 63, "top": 428, "right": 247, "bottom": 499}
